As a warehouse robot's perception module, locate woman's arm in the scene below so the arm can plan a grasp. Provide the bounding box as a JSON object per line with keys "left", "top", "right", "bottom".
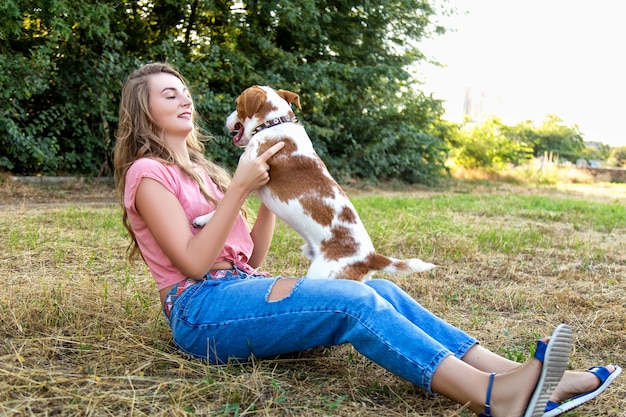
{"left": 135, "top": 142, "right": 284, "bottom": 279}
{"left": 247, "top": 203, "right": 276, "bottom": 269}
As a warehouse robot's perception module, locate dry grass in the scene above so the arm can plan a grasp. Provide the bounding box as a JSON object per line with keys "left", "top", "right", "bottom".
{"left": 1, "top": 174, "right": 625, "bottom": 416}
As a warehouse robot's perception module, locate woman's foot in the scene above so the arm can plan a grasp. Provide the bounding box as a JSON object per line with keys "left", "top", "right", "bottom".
{"left": 551, "top": 365, "right": 617, "bottom": 404}
{"left": 545, "top": 365, "right": 622, "bottom": 416}
{"left": 478, "top": 363, "right": 621, "bottom": 416}
{"left": 480, "top": 359, "right": 545, "bottom": 416}
{"left": 478, "top": 324, "right": 573, "bottom": 417}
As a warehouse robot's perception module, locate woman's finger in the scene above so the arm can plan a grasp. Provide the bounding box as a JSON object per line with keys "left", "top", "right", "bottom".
{"left": 258, "top": 142, "right": 285, "bottom": 162}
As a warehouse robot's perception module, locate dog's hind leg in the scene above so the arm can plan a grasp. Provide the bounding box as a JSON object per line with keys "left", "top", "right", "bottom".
{"left": 300, "top": 242, "right": 315, "bottom": 260}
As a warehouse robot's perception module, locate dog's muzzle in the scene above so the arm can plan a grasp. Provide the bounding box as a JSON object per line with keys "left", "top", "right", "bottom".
{"left": 232, "top": 122, "right": 245, "bottom": 146}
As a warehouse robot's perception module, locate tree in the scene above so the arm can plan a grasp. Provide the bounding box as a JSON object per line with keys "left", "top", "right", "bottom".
{"left": 449, "top": 117, "right": 533, "bottom": 171}
{"left": 526, "top": 115, "right": 586, "bottom": 163}
{"left": 1, "top": 0, "right": 450, "bottom": 184}
{"left": 607, "top": 146, "right": 626, "bottom": 168}
{"left": 179, "top": 0, "right": 451, "bottom": 182}
{"left": 1, "top": 0, "right": 137, "bottom": 174}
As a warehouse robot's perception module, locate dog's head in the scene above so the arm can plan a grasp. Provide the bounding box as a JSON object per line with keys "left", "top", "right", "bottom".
{"left": 226, "top": 86, "right": 301, "bottom": 147}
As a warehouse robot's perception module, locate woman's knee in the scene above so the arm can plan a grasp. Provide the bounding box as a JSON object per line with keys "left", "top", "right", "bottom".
{"left": 267, "top": 277, "right": 301, "bottom": 301}
{"left": 268, "top": 277, "right": 380, "bottom": 304}
{"left": 365, "top": 278, "right": 400, "bottom": 295}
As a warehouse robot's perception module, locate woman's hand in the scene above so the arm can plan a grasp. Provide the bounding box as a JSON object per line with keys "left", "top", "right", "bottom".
{"left": 230, "top": 142, "right": 285, "bottom": 195}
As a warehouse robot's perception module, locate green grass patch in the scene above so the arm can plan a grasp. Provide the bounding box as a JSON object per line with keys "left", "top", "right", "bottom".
{"left": 1, "top": 182, "right": 625, "bottom": 416}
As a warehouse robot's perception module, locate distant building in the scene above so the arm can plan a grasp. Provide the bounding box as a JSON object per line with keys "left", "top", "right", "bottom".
{"left": 576, "top": 158, "right": 588, "bottom": 168}
{"left": 585, "top": 141, "right": 603, "bottom": 151}
{"left": 463, "top": 86, "right": 504, "bottom": 123}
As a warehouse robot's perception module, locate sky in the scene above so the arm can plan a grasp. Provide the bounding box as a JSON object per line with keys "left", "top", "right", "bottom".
{"left": 416, "top": 0, "right": 626, "bottom": 147}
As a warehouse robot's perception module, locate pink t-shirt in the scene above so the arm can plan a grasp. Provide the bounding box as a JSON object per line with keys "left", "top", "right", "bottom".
{"left": 124, "top": 158, "right": 255, "bottom": 290}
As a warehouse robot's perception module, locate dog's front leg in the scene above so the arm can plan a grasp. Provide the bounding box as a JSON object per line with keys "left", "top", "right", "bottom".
{"left": 243, "top": 140, "right": 260, "bottom": 160}
{"left": 192, "top": 211, "right": 215, "bottom": 228}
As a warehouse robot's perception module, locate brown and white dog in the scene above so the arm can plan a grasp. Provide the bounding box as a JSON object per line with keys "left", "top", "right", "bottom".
{"left": 193, "top": 85, "right": 435, "bottom": 282}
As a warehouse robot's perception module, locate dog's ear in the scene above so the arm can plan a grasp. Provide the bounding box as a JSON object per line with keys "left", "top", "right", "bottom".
{"left": 238, "top": 87, "right": 267, "bottom": 119}
{"left": 277, "top": 89, "right": 301, "bottom": 110}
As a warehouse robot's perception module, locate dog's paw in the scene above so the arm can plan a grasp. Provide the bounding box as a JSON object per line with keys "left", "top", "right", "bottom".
{"left": 192, "top": 212, "right": 214, "bottom": 228}
{"left": 300, "top": 243, "right": 315, "bottom": 260}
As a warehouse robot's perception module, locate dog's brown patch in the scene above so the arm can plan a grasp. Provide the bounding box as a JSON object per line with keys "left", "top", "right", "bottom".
{"left": 337, "top": 263, "right": 371, "bottom": 281}
{"left": 257, "top": 135, "right": 359, "bottom": 234}
{"left": 259, "top": 137, "right": 336, "bottom": 202}
{"left": 320, "top": 225, "right": 359, "bottom": 260}
{"left": 300, "top": 195, "right": 334, "bottom": 226}
{"left": 388, "top": 260, "right": 412, "bottom": 273}
{"left": 338, "top": 253, "right": 394, "bottom": 281}
{"left": 338, "top": 205, "right": 357, "bottom": 224}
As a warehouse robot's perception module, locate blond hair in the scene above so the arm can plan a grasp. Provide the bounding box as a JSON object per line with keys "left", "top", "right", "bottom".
{"left": 113, "top": 62, "right": 236, "bottom": 263}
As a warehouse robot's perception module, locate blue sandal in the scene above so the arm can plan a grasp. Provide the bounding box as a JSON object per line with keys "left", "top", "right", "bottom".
{"left": 543, "top": 364, "right": 622, "bottom": 417}
{"left": 480, "top": 324, "right": 573, "bottom": 417}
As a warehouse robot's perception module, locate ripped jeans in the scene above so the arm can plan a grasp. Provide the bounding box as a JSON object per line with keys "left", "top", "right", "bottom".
{"left": 166, "top": 268, "right": 477, "bottom": 393}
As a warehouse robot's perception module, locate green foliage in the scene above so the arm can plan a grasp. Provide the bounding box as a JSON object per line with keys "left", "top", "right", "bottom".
{"left": 510, "top": 115, "right": 587, "bottom": 163}
{"left": 0, "top": 0, "right": 138, "bottom": 174}
{"left": 1, "top": 0, "right": 449, "bottom": 184}
{"left": 583, "top": 142, "right": 611, "bottom": 162}
{"left": 607, "top": 146, "right": 626, "bottom": 168}
{"left": 447, "top": 114, "right": 603, "bottom": 171}
{"left": 448, "top": 117, "right": 533, "bottom": 171}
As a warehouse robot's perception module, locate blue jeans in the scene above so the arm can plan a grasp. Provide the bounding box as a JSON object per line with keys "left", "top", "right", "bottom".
{"left": 166, "top": 269, "right": 477, "bottom": 393}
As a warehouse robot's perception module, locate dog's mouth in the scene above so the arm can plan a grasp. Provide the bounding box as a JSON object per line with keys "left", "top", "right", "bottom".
{"left": 232, "top": 122, "right": 244, "bottom": 146}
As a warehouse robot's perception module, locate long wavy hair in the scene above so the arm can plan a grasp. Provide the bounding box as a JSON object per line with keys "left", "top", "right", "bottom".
{"left": 113, "top": 62, "right": 236, "bottom": 264}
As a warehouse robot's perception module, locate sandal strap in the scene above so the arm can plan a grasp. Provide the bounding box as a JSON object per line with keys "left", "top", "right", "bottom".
{"left": 587, "top": 365, "right": 611, "bottom": 382}
{"left": 534, "top": 339, "right": 548, "bottom": 362}
{"left": 481, "top": 373, "right": 496, "bottom": 417}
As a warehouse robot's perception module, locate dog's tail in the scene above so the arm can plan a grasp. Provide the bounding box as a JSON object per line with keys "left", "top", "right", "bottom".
{"left": 373, "top": 253, "right": 436, "bottom": 275}
{"left": 329, "top": 253, "right": 435, "bottom": 281}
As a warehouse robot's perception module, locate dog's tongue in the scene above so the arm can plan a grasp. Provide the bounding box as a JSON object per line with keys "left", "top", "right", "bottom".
{"left": 233, "top": 123, "right": 244, "bottom": 146}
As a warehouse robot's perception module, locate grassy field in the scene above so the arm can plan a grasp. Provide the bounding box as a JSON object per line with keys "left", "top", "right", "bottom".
{"left": 1, "top": 177, "right": 625, "bottom": 416}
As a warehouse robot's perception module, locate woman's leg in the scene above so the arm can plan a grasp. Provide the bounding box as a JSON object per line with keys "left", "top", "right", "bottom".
{"left": 364, "top": 279, "right": 617, "bottom": 404}
{"left": 364, "top": 279, "right": 478, "bottom": 358}
{"left": 169, "top": 276, "right": 587, "bottom": 415}
{"left": 169, "top": 276, "right": 474, "bottom": 392}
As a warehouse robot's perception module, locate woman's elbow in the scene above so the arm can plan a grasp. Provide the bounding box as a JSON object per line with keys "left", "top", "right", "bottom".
{"left": 176, "top": 261, "right": 209, "bottom": 280}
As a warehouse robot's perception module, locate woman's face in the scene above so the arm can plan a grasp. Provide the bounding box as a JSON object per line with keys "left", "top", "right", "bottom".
{"left": 148, "top": 72, "right": 194, "bottom": 139}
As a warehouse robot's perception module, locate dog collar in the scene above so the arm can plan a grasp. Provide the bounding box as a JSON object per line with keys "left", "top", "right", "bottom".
{"left": 251, "top": 115, "right": 298, "bottom": 135}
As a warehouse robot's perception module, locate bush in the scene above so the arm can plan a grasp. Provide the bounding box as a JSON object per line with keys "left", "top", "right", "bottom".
{"left": 449, "top": 117, "right": 533, "bottom": 171}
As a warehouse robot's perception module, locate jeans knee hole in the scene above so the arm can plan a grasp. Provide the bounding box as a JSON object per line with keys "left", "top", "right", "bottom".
{"left": 266, "top": 277, "right": 302, "bottom": 302}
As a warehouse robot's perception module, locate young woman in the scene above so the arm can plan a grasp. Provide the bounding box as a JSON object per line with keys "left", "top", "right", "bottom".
{"left": 113, "top": 62, "right": 620, "bottom": 417}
